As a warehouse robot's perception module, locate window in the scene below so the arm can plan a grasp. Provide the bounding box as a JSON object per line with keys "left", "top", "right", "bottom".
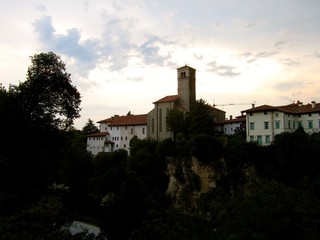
{"left": 159, "top": 108, "right": 162, "bottom": 132}
{"left": 275, "top": 113, "right": 279, "bottom": 117}
{"left": 142, "top": 127, "right": 145, "bottom": 134}
{"left": 151, "top": 118, "right": 155, "bottom": 133}
{"left": 288, "top": 120, "right": 291, "bottom": 129}
{"left": 257, "top": 136, "right": 262, "bottom": 145}
{"left": 264, "top": 111, "right": 268, "bottom": 115}
{"left": 117, "top": 126, "right": 119, "bottom": 130}
{"left": 125, "top": 136, "right": 127, "bottom": 140}
{"left": 121, "top": 136, "right": 123, "bottom": 140}
{"left": 131, "top": 128, "right": 134, "bottom": 134}
{"left": 166, "top": 108, "right": 170, "bottom": 132}
{"left": 298, "top": 121, "right": 302, "bottom": 127}
{"left": 275, "top": 121, "right": 280, "bottom": 129}
{"left": 308, "top": 120, "right": 313, "bottom": 129}
{"left": 124, "top": 144, "right": 126, "bottom": 148}
{"left": 250, "top": 136, "right": 254, "bottom": 142}
{"left": 110, "top": 127, "right": 112, "bottom": 130}
{"left": 309, "top": 113, "right": 312, "bottom": 117}
{"left": 250, "top": 122, "right": 255, "bottom": 130}
{"left": 250, "top": 113, "right": 253, "bottom": 116}
{"left": 265, "top": 135, "right": 270, "bottom": 144}
{"left": 264, "top": 121, "right": 269, "bottom": 129}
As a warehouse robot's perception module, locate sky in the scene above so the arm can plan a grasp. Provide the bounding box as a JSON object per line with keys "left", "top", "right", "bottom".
{"left": 1, "top": 0, "right": 320, "bottom": 129}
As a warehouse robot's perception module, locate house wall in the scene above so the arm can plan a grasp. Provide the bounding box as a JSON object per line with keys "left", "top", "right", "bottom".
{"left": 224, "top": 122, "right": 242, "bottom": 135}
{"left": 147, "top": 102, "right": 174, "bottom": 141}
{"left": 86, "top": 135, "right": 109, "bottom": 155}
{"left": 109, "top": 124, "right": 147, "bottom": 152}
{"left": 246, "top": 110, "right": 320, "bottom": 145}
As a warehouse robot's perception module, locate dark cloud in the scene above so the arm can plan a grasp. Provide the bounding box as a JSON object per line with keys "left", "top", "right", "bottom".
{"left": 34, "top": 3, "right": 47, "bottom": 12}
{"left": 255, "top": 51, "right": 279, "bottom": 58}
{"left": 281, "top": 58, "right": 299, "bottom": 66}
{"left": 100, "top": 15, "right": 139, "bottom": 71}
{"left": 193, "top": 53, "right": 203, "bottom": 60}
{"left": 33, "top": 16, "right": 100, "bottom": 76}
{"left": 139, "top": 36, "right": 174, "bottom": 66}
{"left": 238, "top": 52, "right": 253, "bottom": 58}
{"left": 127, "top": 77, "right": 144, "bottom": 82}
{"left": 207, "top": 61, "right": 240, "bottom": 77}
{"left": 274, "top": 41, "right": 287, "bottom": 48}
{"left": 273, "top": 81, "right": 304, "bottom": 92}
{"left": 238, "top": 52, "right": 256, "bottom": 63}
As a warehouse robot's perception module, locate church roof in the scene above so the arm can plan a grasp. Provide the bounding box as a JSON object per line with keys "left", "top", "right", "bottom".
{"left": 153, "top": 95, "right": 179, "bottom": 104}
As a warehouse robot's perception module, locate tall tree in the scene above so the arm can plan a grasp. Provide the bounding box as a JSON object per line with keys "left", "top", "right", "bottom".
{"left": 187, "top": 99, "right": 215, "bottom": 136}
{"left": 166, "top": 108, "right": 185, "bottom": 140}
{"left": 82, "top": 119, "right": 99, "bottom": 135}
{"left": 19, "top": 52, "right": 81, "bottom": 130}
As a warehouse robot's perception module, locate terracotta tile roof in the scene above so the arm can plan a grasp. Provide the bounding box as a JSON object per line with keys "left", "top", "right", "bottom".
{"left": 87, "top": 132, "right": 110, "bottom": 137}
{"left": 153, "top": 95, "right": 179, "bottom": 104}
{"left": 97, "top": 117, "right": 114, "bottom": 124}
{"left": 108, "top": 114, "right": 147, "bottom": 126}
{"left": 216, "top": 115, "right": 246, "bottom": 124}
{"left": 208, "top": 105, "right": 226, "bottom": 113}
{"left": 242, "top": 104, "right": 277, "bottom": 113}
{"left": 243, "top": 102, "right": 320, "bottom": 114}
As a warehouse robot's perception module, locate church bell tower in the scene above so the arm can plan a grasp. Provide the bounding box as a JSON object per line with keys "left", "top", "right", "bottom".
{"left": 177, "top": 65, "right": 196, "bottom": 112}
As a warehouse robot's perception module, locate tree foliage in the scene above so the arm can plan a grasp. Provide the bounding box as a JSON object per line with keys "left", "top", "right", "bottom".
{"left": 166, "top": 108, "right": 185, "bottom": 140}
{"left": 187, "top": 98, "right": 215, "bottom": 136}
{"left": 19, "top": 52, "right": 81, "bottom": 130}
{"left": 82, "top": 119, "right": 99, "bottom": 135}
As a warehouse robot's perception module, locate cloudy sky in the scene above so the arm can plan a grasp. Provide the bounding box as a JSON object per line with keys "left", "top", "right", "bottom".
{"left": 1, "top": 0, "right": 320, "bottom": 129}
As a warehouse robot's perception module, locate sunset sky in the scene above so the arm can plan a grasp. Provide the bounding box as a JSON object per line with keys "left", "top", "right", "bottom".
{"left": 1, "top": 0, "right": 320, "bottom": 129}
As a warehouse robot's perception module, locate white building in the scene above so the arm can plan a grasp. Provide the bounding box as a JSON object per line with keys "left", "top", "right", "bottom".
{"left": 242, "top": 101, "right": 320, "bottom": 146}
{"left": 215, "top": 115, "right": 246, "bottom": 135}
{"left": 86, "top": 114, "right": 147, "bottom": 155}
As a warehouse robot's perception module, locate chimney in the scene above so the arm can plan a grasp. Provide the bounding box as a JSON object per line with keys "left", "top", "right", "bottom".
{"left": 251, "top": 103, "right": 255, "bottom": 108}
{"left": 311, "top": 101, "right": 316, "bottom": 108}
{"left": 229, "top": 115, "right": 233, "bottom": 120}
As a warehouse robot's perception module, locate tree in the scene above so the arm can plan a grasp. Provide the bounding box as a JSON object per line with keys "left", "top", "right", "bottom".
{"left": 187, "top": 99, "right": 215, "bottom": 136}
{"left": 166, "top": 108, "right": 185, "bottom": 140}
{"left": 82, "top": 119, "right": 99, "bottom": 135}
{"left": 19, "top": 52, "right": 81, "bottom": 130}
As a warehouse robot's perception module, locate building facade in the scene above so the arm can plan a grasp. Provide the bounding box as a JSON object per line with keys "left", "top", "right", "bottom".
{"left": 215, "top": 115, "right": 246, "bottom": 135}
{"left": 242, "top": 101, "right": 320, "bottom": 145}
{"left": 147, "top": 65, "right": 196, "bottom": 141}
{"left": 86, "top": 114, "right": 147, "bottom": 155}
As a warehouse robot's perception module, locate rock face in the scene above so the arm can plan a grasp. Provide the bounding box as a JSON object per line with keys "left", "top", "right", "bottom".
{"left": 166, "top": 156, "right": 223, "bottom": 210}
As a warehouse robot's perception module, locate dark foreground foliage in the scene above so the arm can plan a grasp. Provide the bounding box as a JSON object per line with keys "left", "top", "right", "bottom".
{"left": 1, "top": 55, "right": 320, "bottom": 239}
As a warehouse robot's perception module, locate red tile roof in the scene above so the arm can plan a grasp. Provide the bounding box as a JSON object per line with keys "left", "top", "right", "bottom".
{"left": 153, "top": 95, "right": 179, "bottom": 104}
{"left": 216, "top": 115, "right": 246, "bottom": 124}
{"left": 97, "top": 117, "right": 114, "bottom": 124}
{"left": 87, "top": 132, "right": 110, "bottom": 137}
{"left": 243, "top": 102, "right": 320, "bottom": 114}
{"left": 107, "top": 114, "right": 147, "bottom": 126}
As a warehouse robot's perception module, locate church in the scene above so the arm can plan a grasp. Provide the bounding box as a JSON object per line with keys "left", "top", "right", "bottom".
{"left": 147, "top": 65, "right": 225, "bottom": 141}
